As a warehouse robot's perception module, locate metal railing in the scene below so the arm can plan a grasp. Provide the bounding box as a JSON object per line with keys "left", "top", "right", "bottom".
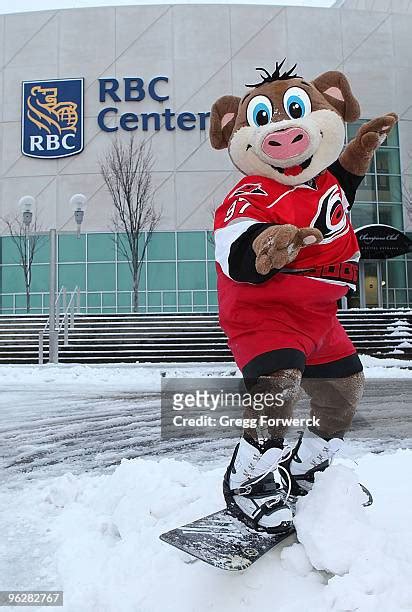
{"left": 38, "top": 286, "right": 80, "bottom": 364}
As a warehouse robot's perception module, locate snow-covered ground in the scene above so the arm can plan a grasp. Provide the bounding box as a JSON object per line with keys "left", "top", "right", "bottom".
{"left": 2, "top": 451, "right": 411, "bottom": 612}
{"left": 0, "top": 354, "right": 411, "bottom": 391}
{"left": 1, "top": 359, "right": 411, "bottom": 612}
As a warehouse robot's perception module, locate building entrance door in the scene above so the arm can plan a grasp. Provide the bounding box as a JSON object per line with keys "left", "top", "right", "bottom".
{"left": 358, "top": 261, "right": 383, "bottom": 308}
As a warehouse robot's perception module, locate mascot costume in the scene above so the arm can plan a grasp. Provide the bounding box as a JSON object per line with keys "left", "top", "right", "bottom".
{"left": 210, "top": 60, "right": 397, "bottom": 533}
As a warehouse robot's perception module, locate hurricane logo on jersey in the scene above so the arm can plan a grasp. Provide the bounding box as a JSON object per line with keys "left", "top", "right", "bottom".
{"left": 229, "top": 183, "right": 268, "bottom": 199}
{"left": 310, "top": 185, "right": 349, "bottom": 244}
{"left": 22, "top": 79, "right": 84, "bottom": 158}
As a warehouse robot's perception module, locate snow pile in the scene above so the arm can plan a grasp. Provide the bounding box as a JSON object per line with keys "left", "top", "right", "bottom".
{"left": 43, "top": 450, "right": 412, "bottom": 612}
{"left": 0, "top": 363, "right": 239, "bottom": 391}
{"left": 0, "top": 356, "right": 411, "bottom": 391}
{"left": 295, "top": 457, "right": 412, "bottom": 611}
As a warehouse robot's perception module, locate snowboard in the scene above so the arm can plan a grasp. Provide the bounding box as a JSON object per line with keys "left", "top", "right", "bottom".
{"left": 160, "top": 484, "right": 372, "bottom": 571}
{"left": 159, "top": 509, "right": 296, "bottom": 571}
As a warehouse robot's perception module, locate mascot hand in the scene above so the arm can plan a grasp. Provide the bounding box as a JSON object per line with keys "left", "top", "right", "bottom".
{"left": 252, "top": 224, "right": 323, "bottom": 275}
{"left": 356, "top": 113, "right": 398, "bottom": 152}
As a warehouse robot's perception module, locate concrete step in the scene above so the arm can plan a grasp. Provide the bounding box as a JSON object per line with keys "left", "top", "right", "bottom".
{"left": 0, "top": 309, "right": 411, "bottom": 364}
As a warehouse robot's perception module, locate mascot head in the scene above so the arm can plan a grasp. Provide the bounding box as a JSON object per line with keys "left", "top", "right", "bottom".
{"left": 210, "top": 59, "right": 360, "bottom": 186}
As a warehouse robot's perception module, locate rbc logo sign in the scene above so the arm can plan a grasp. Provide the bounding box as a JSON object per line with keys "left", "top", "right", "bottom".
{"left": 21, "top": 78, "right": 84, "bottom": 159}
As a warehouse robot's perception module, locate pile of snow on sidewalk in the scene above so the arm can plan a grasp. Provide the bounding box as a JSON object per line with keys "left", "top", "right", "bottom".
{"left": 44, "top": 450, "right": 412, "bottom": 612}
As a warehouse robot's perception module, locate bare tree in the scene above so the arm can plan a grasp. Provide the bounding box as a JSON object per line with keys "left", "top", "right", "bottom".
{"left": 100, "top": 136, "right": 160, "bottom": 312}
{"left": 1, "top": 214, "right": 45, "bottom": 313}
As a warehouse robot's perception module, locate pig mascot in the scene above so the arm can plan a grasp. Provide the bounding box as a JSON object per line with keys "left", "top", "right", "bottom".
{"left": 211, "top": 60, "right": 397, "bottom": 532}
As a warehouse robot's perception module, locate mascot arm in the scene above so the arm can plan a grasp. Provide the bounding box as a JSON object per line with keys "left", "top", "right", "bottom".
{"left": 328, "top": 158, "right": 365, "bottom": 209}
{"left": 215, "top": 220, "right": 322, "bottom": 283}
{"left": 337, "top": 113, "right": 398, "bottom": 180}
{"left": 227, "top": 222, "right": 281, "bottom": 283}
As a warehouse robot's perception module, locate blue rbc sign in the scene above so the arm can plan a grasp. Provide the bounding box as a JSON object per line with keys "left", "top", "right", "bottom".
{"left": 21, "top": 78, "right": 84, "bottom": 159}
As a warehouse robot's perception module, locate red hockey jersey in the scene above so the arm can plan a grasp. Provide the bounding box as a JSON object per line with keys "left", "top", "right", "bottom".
{"left": 213, "top": 165, "right": 363, "bottom": 372}
{"left": 214, "top": 169, "right": 360, "bottom": 279}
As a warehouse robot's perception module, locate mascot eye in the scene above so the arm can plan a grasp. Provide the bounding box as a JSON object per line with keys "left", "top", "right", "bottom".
{"left": 283, "top": 87, "right": 312, "bottom": 119}
{"left": 246, "top": 96, "right": 273, "bottom": 127}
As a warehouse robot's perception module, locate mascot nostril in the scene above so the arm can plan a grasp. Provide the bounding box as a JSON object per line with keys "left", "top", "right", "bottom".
{"left": 210, "top": 59, "right": 398, "bottom": 533}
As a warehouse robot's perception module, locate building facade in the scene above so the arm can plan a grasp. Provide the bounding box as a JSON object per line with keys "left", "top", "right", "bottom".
{"left": 0, "top": 2, "right": 411, "bottom": 313}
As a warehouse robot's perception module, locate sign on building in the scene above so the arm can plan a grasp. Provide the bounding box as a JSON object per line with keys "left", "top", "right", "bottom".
{"left": 355, "top": 224, "right": 412, "bottom": 259}
{"left": 21, "top": 78, "right": 84, "bottom": 159}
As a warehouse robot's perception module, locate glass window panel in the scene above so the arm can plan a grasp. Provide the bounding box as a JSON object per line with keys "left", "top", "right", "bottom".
{"left": 1, "top": 295, "right": 13, "bottom": 308}
{"left": 193, "top": 291, "right": 207, "bottom": 306}
{"left": 58, "top": 234, "right": 86, "bottom": 263}
{"left": 118, "top": 292, "right": 132, "bottom": 309}
{"left": 375, "top": 148, "right": 400, "bottom": 175}
{"left": 116, "top": 234, "right": 145, "bottom": 262}
{"left": 102, "top": 292, "right": 116, "bottom": 307}
{"left": 117, "top": 262, "right": 132, "bottom": 291}
{"left": 178, "top": 291, "right": 192, "bottom": 307}
{"left": 30, "top": 294, "right": 41, "bottom": 312}
{"left": 1, "top": 237, "right": 22, "bottom": 265}
{"left": 15, "top": 294, "right": 27, "bottom": 311}
{"left": 164, "top": 305, "right": 177, "bottom": 313}
{"left": 206, "top": 231, "right": 215, "bottom": 259}
{"left": 59, "top": 263, "right": 86, "bottom": 290}
{"left": 147, "top": 232, "right": 175, "bottom": 261}
{"left": 147, "top": 262, "right": 176, "bottom": 290}
{"left": 194, "top": 305, "right": 207, "bottom": 312}
{"left": 1, "top": 266, "right": 25, "bottom": 293}
{"left": 87, "top": 263, "right": 116, "bottom": 291}
{"left": 33, "top": 235, "right": 49, "bottom": 264}
{"left": 148, "top": 292, "right": 161, "bottom": 307}
{"left": 178, "top": 261, "right": 206, "bottom": 290}
{"left": 177, "top": 232, "right": 206, "bottom": 260}
{"left": 30, "top": 264, "right": 49, "bottom": 292}
{"left": 350, "top": 203, "right": 378, "bottom": 228}
{"left": 378, "top": 204, "right": 404, "bottom": 228}
{"left": 377, "top": 175, "right": 401, "bottom": 203}
{"left": 79, "top": 291, "right": 87, "bottom": 310}
{"left": 87, "top": 293, "right": 100, "bottom": 308}
{"left": 117, "top": 234, "right": 130, "bottom": 262}
{"left": 87, "top": 233, "right": 115, "bottom": 262}
{"left": 354, "top": 175, "right": 376, "bottom": 203}
{"left": 163, "top": 291, "right": 177, "bottom": 306}
{"left": 117, "top": 262, "right": 146, "bottom": 291}
{"left": 208, "top": 291, "right": 218, "bottom": 306}
{"left": 394, "top": 289, "right": 407, "bottom": 306}
{"left": 387, "top": 260, "right": 407, "bottom": 287}
{"left": 207, "top": 261, "right": 217, "bottom": 290}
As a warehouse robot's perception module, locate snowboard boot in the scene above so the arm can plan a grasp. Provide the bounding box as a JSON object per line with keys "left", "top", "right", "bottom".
{"left": 223, "top": 436, "right": 293, "bottom": 533}
{"left": 284, "top": 428, "right": 343, "bottom": 497}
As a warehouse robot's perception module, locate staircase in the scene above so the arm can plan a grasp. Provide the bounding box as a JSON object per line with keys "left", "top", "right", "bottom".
{"left": 0, "top": 309, "right": 411, "bottom": 364}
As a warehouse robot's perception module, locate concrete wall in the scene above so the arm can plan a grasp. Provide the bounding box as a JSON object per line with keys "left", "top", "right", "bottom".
{"left": 1, "top": 3, "right": 412, "bottom": 233}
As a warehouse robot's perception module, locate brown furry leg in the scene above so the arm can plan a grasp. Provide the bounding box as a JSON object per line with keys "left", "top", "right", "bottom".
{"left": 301, "top": 371, "right": 365, "bottom": 439}
{"left": 243, "top": 369, "right": 302, "bottom": 443}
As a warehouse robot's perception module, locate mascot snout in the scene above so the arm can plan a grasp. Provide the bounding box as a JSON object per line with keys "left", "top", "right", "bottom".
{"left": 261, "top": 127, "right": 310, "bottom": 160}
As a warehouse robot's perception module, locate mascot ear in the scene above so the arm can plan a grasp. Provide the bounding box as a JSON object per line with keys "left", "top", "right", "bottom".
{"left": 210, "top": 95, "right": 241, "bottom": 150}
{"left": 312, "top": 71, "right": 360, "bottom": 123}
